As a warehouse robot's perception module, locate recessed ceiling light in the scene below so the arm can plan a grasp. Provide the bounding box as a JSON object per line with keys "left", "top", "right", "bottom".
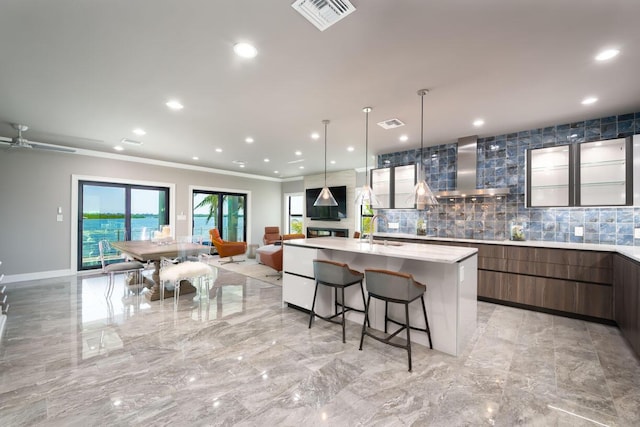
{"left": 166, "top": 100, "right": 184, "bottom": 110}
{"left": 192, "top": 156, "right": 199, "bottom": 160}
{"left": 245, "top": 137, "right": 254, "bottom": 143}
{"left": 233, "top": 42, "right": 258, "bottom": 58}
{"left": 114, "top": 145, "right": 124, "bottom": 151}
{"left": 595, "top": 49, "right": 620, "bottom": 61}
{"left": 232, "top": 160, "right": 246, "bottom": 166}
{"left": 473, "top": 119, "right": 485, "bottom": 127}
{"left": 239, "top": 164, "right": 245, "bottom": 168}
{"left": 264, "top": 158, "right": 270, "bottom": 162}
{"left": 582, "top": 96, "right": 598, "bottom": 105}
{"left": 295, "top": 150, "right": 302, "bottom": 156}
{"left": 215, "top": 148, "right": 223, "bottom": 153}
{"left": 347, "top": 146, "right": 354, "bottom": 152}
{"left": 399, "top": 135, "right": 408, "bottom": 142}
{"left": 299, "top": 166, "right": 304, "bottom": 169}
{"left": 311, "top": 132, "right": 320, "bottom": 140}
{"left": 274, "top": 170, "right": 279, "bottom": 174}
{"left": 132, "top": 128, "right": 146, "bottom": 136}
{"left": 330, "top": 160, "right": 336, "bottom": 164}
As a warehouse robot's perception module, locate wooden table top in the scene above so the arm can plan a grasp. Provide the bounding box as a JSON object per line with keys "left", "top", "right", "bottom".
{"left": 110, "top": 240, "right": 211, "bottom": 262}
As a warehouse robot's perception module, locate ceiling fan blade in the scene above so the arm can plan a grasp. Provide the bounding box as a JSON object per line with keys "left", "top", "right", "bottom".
{"left": 0, "top": 136, "right": 12, "bottom": 143}
{"left": 29, "top": 142, "right": 76, "bottom": 153}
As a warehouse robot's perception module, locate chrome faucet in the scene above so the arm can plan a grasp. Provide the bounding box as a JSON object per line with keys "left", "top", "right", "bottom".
{"left": 369, "top": 214, "right": 388, "bottom": 245}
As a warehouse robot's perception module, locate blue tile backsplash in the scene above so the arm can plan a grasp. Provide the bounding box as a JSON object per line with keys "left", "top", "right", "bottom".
{"left": 376, "top": 112, "right": 640, "bottom": 246}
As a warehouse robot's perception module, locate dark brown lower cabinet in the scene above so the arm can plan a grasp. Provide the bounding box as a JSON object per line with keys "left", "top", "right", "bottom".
{"left": 478, "top": 269, "right": 613, "bottom": 320}
{"left": 613, "top": 254, "right": 640, "bottom": 356}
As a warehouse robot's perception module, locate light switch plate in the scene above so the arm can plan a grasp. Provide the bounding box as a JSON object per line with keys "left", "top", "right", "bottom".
{"left": 177, "top": 214, "right": 187, "bottom": 221}
{"left": 574, "top": 226, "right": 584, "bottom": 237}
{"left": 388, "top": 222, "right": 399, "bottom": 229}
{"left": 635, "top": 228, "right": 640, "bottom": 239}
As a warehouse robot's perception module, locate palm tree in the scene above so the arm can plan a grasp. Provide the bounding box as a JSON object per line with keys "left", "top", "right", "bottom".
{"left": 195, "top": 194, "right": 219, "bottom": 225}
{"left": 194, "top": 194, "right": 246, "bottom": 241}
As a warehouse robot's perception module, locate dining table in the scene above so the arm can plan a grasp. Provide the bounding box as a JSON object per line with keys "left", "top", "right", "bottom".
{"left": 110, "top": 240, "right": 212, "bottom": 301}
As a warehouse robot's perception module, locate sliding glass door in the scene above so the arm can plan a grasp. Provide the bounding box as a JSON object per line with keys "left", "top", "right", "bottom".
{"left": 78, "top": 181, "right": 169, "bottom": 270}
{"left": 193, "top": 190, "right": 246, "bottom": 242}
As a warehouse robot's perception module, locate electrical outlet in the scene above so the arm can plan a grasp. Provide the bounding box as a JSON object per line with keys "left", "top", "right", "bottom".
{"left": 388, "top": 222, "right": 399, "bottom": 229}
{"left": 635, "top": 228, "right": 640, "bottom": 239}
{"left": 574, "top": 226, "right": 584, "bottom": 237}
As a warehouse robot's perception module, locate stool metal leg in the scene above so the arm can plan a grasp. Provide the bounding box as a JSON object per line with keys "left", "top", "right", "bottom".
{"left": 405, "top": 302, "right": 412, "bottom": 372}
{"left": 359, "top": 294, "right": 371, "bottom": 351}
{"left": 309, "top": 281, "right": 320, "bottom": 328}
{"left": 359, "top": 281, "right": 369, "bottom": 327}
{"left": 384, "top": 301, "right": 388, "bottom": 333}
{"left": 421, "top": 295, "right": 433, "bottom": 349}
{"left": 341, "top": 287, "right": 347, "bottom": 343}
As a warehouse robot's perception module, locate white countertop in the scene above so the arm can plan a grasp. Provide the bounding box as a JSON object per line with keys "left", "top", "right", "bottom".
{"left": 284, "top": 237, "right": 477, "bottom": 264}
{"left": 373, "top": 232, "right": 640, "bottom": 263}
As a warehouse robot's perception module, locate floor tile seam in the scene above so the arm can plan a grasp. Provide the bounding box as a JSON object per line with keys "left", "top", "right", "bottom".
{"left": 553, "top": 390, "right": 622, "bottom": 422}
{"left": 586, "top": 324, "right": 618, "bottom": 405}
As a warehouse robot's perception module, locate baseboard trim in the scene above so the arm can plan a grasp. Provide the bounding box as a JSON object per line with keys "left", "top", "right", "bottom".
{"left": 478, "top": 297, "right": 617, "bottom": 326}
{"left": 3, "top": 269, "right": 75, "bottom": 284}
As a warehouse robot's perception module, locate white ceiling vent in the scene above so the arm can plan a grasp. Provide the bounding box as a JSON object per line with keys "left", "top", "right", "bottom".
{"left": 377, "top": 118, "right": 405, "bottom": 130}
{"left": 292, "top": 0, "right": 356, "bottom": 31}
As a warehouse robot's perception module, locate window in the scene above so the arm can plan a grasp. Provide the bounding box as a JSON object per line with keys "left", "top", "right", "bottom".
{"left": 78, "top": 181, "right": 169, "bottom": 270}
{"left": 286, "top": 193, "right": 304, "bottom": 234}
{"left": 193, "top": 190, "right": 247, "bottom": 242}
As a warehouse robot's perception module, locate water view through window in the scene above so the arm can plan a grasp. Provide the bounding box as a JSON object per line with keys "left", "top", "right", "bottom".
{"left": 192, "top": 191, "right": 246, "bottom": 242}
{"left": 78, "top": 182, "right": 169, "bottom": 270}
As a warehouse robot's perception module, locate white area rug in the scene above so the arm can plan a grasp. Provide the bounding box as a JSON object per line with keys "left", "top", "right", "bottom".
{"left": 206, "top": 256, "right": 282, "bottom": 286}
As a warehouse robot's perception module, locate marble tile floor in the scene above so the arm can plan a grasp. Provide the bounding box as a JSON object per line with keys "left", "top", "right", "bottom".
{"left": 1, "top": 269, "right": 639, "bottom": 427}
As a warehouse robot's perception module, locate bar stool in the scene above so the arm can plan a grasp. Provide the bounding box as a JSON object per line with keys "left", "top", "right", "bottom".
{"left": 309, "top": 259, "right": 367, "bottom": 343}
{"left": 359, "top": 269, "right": 432, "bottom": 372}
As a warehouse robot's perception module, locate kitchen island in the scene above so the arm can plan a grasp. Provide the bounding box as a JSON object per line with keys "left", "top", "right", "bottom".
{"left": 282, "top": 237, "right": 478, "bottom": 356}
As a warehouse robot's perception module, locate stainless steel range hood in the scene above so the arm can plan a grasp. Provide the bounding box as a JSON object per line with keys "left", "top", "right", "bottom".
{"left": 434, "top": 135, "right": 510, "bottom": 198}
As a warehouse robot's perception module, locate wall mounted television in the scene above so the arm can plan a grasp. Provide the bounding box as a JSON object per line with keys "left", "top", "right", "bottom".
{"left": 305, "top": 186, "right": 347, "bottom": 221}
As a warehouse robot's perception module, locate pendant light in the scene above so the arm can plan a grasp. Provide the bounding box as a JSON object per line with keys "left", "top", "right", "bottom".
{"left": 355, "top": 107, "right": 381, "bottom": 207}
{"left": 407, "top": 89, "right": 438, "bottom": 210}
{"left": 314, "top": 119, "right": 338, "bottom": 206}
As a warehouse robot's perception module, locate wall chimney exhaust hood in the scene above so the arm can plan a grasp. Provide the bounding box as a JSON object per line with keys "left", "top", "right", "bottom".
{"left": 434, "top": 135, "right": 510, "bottom": 198}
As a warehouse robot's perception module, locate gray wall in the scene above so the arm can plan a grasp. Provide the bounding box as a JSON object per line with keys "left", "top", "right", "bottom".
{"left": 0, "top": 149, "right": 282, "bottom": 279}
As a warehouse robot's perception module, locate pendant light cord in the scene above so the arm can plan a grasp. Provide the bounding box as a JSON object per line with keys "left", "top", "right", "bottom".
{"left": 418, "top": 89, "right": 428, "bottom": 181}
{"left": 323, "top": 119, "right": 329, "bottom": 185}
{"left": 365, "top": 109, "right": 369, "bottom": 180}
{"left": 420, "top": 91, "right": 424, "bottom": 180}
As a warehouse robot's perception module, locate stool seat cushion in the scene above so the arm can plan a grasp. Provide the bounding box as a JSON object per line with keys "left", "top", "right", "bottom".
{"left": 160, "top": 261, "right": 213, "bottom": 282}
{"left": 313, "top": 259, "right": 364, "bottom": 286}
{"left": 104, "top": 261, "right": 144, "bottom": 273}
{"left": 364, "top": 269, "right": 426, "bottom": 301}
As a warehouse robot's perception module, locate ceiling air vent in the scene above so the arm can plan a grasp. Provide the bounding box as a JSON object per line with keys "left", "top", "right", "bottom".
{"left": 292, "top": 0, "right": 356, "bottom": 31}
{"left": 377, "top": 118, "right": 405, "bottom": 130}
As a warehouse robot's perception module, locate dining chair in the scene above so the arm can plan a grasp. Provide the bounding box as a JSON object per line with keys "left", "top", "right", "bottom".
{"left": 98, "top": 240, "right": 145, "bottom": 298}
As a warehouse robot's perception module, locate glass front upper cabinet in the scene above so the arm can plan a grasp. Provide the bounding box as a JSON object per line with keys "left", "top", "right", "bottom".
{"left": 576, "top": 137, "right": 632, "bottom": 206}
{"left": 371, "top": 164, "right": 417, "bottom": 209}
{"left": 526, "top": 137, "right": 633, "bottom": 208}
{"left": 393, "top": 164, "right": 417, "bottom": 208}
{"left": 371, "top": 168, "right": 391, "bottom": 208}
{"left": 527, "top": 145, "right": 572, "bottom": 207}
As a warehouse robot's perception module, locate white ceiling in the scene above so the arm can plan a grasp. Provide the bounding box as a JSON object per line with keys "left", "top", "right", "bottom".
{"left": 1, "top": 0, "right": 639, "bottom": 179}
